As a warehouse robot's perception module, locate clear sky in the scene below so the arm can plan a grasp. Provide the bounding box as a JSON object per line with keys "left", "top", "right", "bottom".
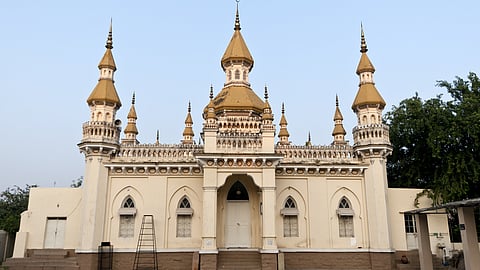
{"left": 1, "top": 1, "right": 479, "bottom": 191}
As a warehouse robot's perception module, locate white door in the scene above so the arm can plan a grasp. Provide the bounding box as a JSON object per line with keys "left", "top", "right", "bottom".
{"left": 406, "top": 233, "right": 418, "bottom": 250}
{"left": 225, "top": 201, "right": 250, "bottom": 248}
{"left": 44, "top": 218, "right": 66, "bottom": 248}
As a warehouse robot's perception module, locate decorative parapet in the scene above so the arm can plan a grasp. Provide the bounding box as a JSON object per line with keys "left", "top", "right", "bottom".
{"left": 352, "top": 123, "right": 390, "bottom": 147}
{"left": 113, "top": 144, "right": 204, "bottom": 163}
{"left": 275, "top": 144, "right": 361, "bottom": 164}
{"left": 216, "top": 133, "right": 263, "bottom": 152}
{"left": 81, "top": 121, "right": 120, "bottom": 145}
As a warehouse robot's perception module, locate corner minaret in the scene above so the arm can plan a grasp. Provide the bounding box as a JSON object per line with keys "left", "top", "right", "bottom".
{"left": 351, "top": 25, "right": 393, "bottom": 252}
{"left": 122, "top": 93, "right": 139, "bottom": 145}
{"left": 77, "top": 21, "right": 122, "bottom": 253}
{"left": 351, "top": 25, "right": 390, "bottom": 151}
{"left": 182, "top": 102, "right": 195, "bottom": 144}
{"left": 261, "top": 85, "right": 275, "bottom": 152}
{"left": 277, "top": 103, "right": 290, "bottom": 145}
{"left": 79, "top": 21, "right": 122, "bottom": 152}
{"left": 332, "top": 95, "right": 347, "bottom": 145}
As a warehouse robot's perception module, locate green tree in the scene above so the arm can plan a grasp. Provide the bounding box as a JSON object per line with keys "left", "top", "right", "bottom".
{"left": 385, "top": 72, "right": 480, "bottom": 202}
{"left": 0, "top": 185, "right": 34, "bottom": 233}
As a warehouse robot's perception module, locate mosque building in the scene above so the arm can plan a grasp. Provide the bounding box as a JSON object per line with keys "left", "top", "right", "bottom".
{"left": 6, "top": 4, "right": 451, "bottom": 270}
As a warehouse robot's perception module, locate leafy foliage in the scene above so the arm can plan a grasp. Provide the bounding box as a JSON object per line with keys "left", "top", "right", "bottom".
{"left": 70, "top": 176, "right": 83, "bottom": 188}
{"left": 0, "top": 185, "right": 34, "bottom": 233}
{"left": 385, "top": 72, "right": 480, "bottom": 202}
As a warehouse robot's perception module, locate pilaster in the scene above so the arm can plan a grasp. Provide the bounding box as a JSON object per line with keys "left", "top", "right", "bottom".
{"left": 261, "top": 167, "right": 277, "bottom": 250}
{"left": 201, "top": 167, "right": 218, "bottom": 250}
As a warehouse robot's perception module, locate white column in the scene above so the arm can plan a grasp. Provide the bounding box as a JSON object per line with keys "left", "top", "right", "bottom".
{"left": 458, "top": 207, "right": 480, "bottom": 270}
{"left": 80, "top": 154, "right": 109, "bottom": 252}
{"left": 415, "top": 214, "right": 433, "bottom": 270}
{"left": 261, "top": 168, "right": 277, "bottom": 250}
{"left": 363, "top": 157, "right": 392, "bottom": 250}
{"left": 201, "top": 168, "right": 218, "bottom": 251}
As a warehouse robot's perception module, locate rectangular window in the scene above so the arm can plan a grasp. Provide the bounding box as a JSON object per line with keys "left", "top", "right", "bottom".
{"left": 283, "top": 216, "right": 298, "bottom": 237}
{"left": 339, "top": 216, "right": 354, "bottom": 237}
{"left": 119, "top": 215, "right": 135, "bottom": 238}
{"left": 404, "top": 214, "right": 417, "bottom": 233}
{"left": 176, "top": 215, "right": 191, "bottom": 237}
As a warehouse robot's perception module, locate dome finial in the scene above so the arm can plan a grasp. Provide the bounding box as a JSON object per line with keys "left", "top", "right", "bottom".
{"left": 264, "top": 84, "right": 269, "bottom": 100}
{"left": 132, "top": 92, "right": 136, "bottom": 105}
{"left": 188, "top": 101, "right": 191, "bottom": 113}
{"left": 282, "top": 102, "right": 285, "bottom": 114}
{"left": 106, "top": 18, "right": 113, "bottom": 49}
{"left": 336, "top": 94, "right": 339, "bottom": 107}
{"left": 234, "top": 0, "right": 241, "bottom": 31}
{"left": 360, "top": 23, "right": 367, "bottom": 53}
{"left": 209, "top": 84, "right": 214, "bottom": 99}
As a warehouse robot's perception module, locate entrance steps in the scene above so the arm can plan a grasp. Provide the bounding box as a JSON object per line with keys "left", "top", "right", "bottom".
{"left": 1, "top": 249, "right": 80, "bottom": 270}
{"left": 217, "top": 250, "right": 261, "bottom": 270}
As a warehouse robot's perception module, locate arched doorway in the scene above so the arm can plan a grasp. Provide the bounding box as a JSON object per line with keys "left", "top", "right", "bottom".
{"left": 225, "top": 181, "right": 251, "bottom": 248}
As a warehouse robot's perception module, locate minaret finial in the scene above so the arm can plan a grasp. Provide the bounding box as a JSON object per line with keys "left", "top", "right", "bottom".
{"left": 188, "top": 101, "right": 191, "bottom": 113}
{"left": 264, "top": 84, "right": 269, "bottom": 100}
{"left": 132, "top": 92, "right": 136, "bottom": 105}
{"left": 234, "top": 0, "right": 241, "bottom": 31}
{"left": 360, "top": 23, "right": 367, "bottom": 53}
{"left": 209, "top": 84, "right": 214, "bottom": 99}
{"left": 336, "top": 94, "right": 339, "bottom": 107}
{"left": 282, "top": 102, "right": 285, "bottom": 114}
{"left": 106, "top": 19, "right": 113, "bottom": 49}
{"left": 156, "top": 130, "right": 159, "bottom": 143}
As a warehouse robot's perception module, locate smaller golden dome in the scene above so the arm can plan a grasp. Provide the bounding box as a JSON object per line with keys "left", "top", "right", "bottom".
{"left": 87, "top": 79, "right": 122, "bottom": 107}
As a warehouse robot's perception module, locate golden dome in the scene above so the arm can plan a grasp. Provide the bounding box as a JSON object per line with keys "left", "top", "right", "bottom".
{"left": 356, "top": 53, "right": 375, "bottom": 75}
{"left": 127, "top": 105, "right": 137, "bottom": 119}
{"left": 124, "top": 122, "right": 138, "bottom": 135}
{"left": 351, "top": 83, "right": 386, "bottom": 110}
{"left": 87, "top": 79, "right": 122, "bottom": 107}
{"left": 98, "top": 49, "right": 117, "bottom": 71}
{"left": 212, "top": 85, "right": 264, "bottom": 114}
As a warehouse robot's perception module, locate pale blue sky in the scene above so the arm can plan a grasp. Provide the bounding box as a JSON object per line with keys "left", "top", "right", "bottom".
{"left": 1, "top": 1, "right": 479, "bottom": 190}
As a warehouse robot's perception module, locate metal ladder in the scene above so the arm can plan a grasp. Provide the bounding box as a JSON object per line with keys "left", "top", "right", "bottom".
{"left": 133, "top": 215, "right": 158, "bottom": 270}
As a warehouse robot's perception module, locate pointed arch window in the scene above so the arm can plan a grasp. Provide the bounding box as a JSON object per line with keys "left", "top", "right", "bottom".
{"left": 281, "top": 197, "right": 299, "bottom": 237}
{"left": 119, "top": 197, "right": 136, "bottom": 238}
{"left": 337, "top": 197, "right": 354, "bottom": 237}
{"left": 176, "top": 197, "right": 193, "bottom": 237}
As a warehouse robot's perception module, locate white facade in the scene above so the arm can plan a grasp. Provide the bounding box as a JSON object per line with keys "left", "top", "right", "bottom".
{"left": 12, "top": 7, "right": 452, "bottom": 270}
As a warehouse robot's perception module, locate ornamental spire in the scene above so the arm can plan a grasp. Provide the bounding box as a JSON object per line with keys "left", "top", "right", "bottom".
{"left": 235, "top": 1, "right": 241, "bottom": 31}
{"left": 332, "top": 95, "right": 347, "bottom": 145}
{"left": 360, "top": 23, "right": 367, "bottom": 53}
{"left": 262, "top": 85, "right": 273, "bottom": 121}
{"left": 106, "top": 19, "right": 113, "bottom": 49}
{"left": 182, "top": 101, "right": 194, "bottom": 144}
{"left": 86, "top": 21, "right": 121, "bottom": 108}
{"left": 122, "top": 92, "right": 139, "bottom": 145}
{"left": 305, "top": 132, "right": 312, "bottom": 146}
{"left": 278, "top": 102, "right": 290, "bottom": 145}
{"left": 352, "top": 24, "right": 386, "bottom": 111}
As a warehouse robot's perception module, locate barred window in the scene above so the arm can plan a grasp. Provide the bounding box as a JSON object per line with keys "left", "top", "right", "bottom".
{"left": 404, "top": 214, "right": 417, "bottom": 233}
{"left": 281, "top": 197, "right": 299, "bottom": 237}
{"left": 337, "top": 197, "right": 354, "bottom": 238}
{"left": 119, "top": 197, "right": 136, "bottom": 238}
{"left": 176, "top": 197, "right": 193, "bottom": 238}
